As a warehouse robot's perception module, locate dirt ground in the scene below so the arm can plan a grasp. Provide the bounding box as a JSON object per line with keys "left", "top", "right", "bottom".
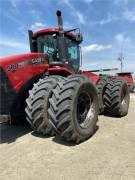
{"left": 0, "top": 94, "right": 135, "bottom": 180}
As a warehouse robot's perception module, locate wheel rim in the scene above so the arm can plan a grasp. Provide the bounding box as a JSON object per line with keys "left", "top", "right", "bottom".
{"left": 77, "top": 92, "right": 94, "bottom": 129}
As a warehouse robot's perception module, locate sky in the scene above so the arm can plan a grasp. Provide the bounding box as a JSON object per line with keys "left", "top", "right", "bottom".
{"left": 0, "top": 0, "right": 135, "bottom": 74}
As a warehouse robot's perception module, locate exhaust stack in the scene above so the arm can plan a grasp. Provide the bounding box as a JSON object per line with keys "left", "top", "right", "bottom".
{"left": 56, "top": 10, "right": 68, "bottom": 63}
{"left": 56, "top": 10, "right": 64, "bottom": 36}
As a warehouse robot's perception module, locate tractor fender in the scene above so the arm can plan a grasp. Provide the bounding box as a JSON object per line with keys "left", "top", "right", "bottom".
{"left": 10, "top": 73, "right": 44, "bottom": 120}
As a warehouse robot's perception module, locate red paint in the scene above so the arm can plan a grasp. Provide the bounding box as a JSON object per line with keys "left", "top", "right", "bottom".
{"left": 48, "top": 67, "right": 72, "bottom": 76}
{"left": 0, "top": 53, "right": 48, "bottom": 65}
{"left": 111, "top": 73, "right": 134, "bottom": 86}
{"left": 34, "top": 28, "right": 76, "bottom": 40}
{"left": 0, "top": 53, "right": 74, "bottom": 93}
{"left": 34, "top": 28, "right": 59, "bottom": 37}
{"left": 81, "top": 71, "right": 100, "bottom": 84}
{"left": 0, "top": 53, "right": 49, "bottom": 92}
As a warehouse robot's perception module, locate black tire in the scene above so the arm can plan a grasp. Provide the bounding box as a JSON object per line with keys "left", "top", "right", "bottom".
{"left": 129, "top": 83, "right": 135, "bottom": 93}
{"left": 25, "top": 75, "right": 64, "bottom": 135}
{"left": 48, "top": 75, "right": 98, "bottom": 143}
{"left": 104, "top": 79, "right": 130, "bottom": 117}
{"left": 96, "top": 79, "right": 108, "bottom": 114}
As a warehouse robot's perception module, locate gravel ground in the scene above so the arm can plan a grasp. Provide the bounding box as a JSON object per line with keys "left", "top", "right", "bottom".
{"left": 0, "top": 94, "right": 135, "bottom": 180}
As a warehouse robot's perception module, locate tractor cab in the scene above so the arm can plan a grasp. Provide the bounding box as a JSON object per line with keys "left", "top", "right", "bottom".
{"left": 28, "top": 11, "right": 83, "bottom": 73}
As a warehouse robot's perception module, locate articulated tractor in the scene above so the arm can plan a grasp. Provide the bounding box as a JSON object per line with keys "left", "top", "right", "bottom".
{"left": 0, "top": 11, "right": 130, "bottom": 143}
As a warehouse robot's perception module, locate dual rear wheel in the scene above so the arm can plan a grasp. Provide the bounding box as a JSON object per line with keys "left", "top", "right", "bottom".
{"left": 96, "top": 78, "right": 130, "bottom": 117}
{"left": 25, "top": 75, "right": 130, "bottom": 143}
{"left": 25, "top": 75, "right": 98, "bottom": 143}
{"left": 104, "top": 79, "right": 130, "bottom": 117}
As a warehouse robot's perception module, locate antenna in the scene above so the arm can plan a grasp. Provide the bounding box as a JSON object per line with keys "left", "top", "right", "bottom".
{"left": 117, "top": 43, "right": 124, "bottom": 72}
{"left": 117, "top": 52, "right": 124, "bottom": 72}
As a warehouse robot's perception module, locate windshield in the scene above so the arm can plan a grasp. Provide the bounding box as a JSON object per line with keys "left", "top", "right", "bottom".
{"left": 37, "top": 35, "right": 59, "bottom": 62}
{"left": 36, "top": 34, "right": 80, "bottom": 72}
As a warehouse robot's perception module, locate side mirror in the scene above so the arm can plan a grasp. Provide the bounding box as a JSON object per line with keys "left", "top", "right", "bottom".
{"left": 76, "top": 33, "right": 83, "bottom": 43}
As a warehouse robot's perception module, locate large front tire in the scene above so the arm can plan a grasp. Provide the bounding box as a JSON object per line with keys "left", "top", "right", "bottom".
{"left": 48, "top": 75, "right": 98, "bottom": 143}
{"left": 25, "top": 75, "right": 63, "bottom": 135}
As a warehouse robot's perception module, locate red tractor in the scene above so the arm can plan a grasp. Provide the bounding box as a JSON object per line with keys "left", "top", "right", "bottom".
{"left": 115, "top": 72, "right": 135, "bottom": 92}
{"left": 0, "top": 11, "right": 130, "bottom": 143}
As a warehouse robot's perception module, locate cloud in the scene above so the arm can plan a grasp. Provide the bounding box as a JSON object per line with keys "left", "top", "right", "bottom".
{"left": 9, "top": 0, "right": 32, "bottom": 8}
{"left": 64, "top": 22, "right": 74, "bottom": 29}
{"left": 0, "top": 37, "right": 29, "bottom": 50}
{"left": 28, "top": 9, "right": 43, "bottom": 21}
{"left": 80, "top": 62, "right": 99, "bottom": 70}
{"left": 30, "top": 22, "right": 47, "bottom": 31}
{"left": 62, "top": 0, "right": 86, "bottom": 24}
{"left": 113, "top": 1, "right": 135, "bottom": 22}
{"left": 82, "top": 44, "right": 112, "bottom": 53}
{"left": 62, "top": 0, "right": 71, "bottom": 6}
{"left": 123, "top": 9, "right": 135, "bottom": 21}
{"left": 4, "top": 12, "right": 21, "bottom": 25}
{"left": 99, "top": 15, "right": 118, "bottom": 25}
{"left": 84, "top": 0, "right": 93, "bottom": 3}
{"left": 93, "top": 14, "right": 119, "bottom": 25}
{"left": 76, "top": 11, "right": 86, "bottom": 24}
{"left": 0, "top": 35, "right": 29, "bottom": 57}
{"left": 115, "top": 33, "right": 131, "bottom": 45}
{"left": 113, "top": 0, "right": 129, "bottom": 5}
{"left": 9, "top": 0, "right": 18, "bottom": 8}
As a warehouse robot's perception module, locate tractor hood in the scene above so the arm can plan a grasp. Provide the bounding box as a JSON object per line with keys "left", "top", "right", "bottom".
{"left": 0, "top": 52, "right": 49, "bottom": 95}
{"left": 0, "top": 53, "right": 49, "bottom": 66}
{"left": 0, "top": 53, "right": 49, "bottom": 115}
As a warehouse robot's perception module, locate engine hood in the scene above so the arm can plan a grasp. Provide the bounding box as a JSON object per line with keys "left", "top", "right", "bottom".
{"left": 0, "top": 53, "right": 48, "bottom": 66}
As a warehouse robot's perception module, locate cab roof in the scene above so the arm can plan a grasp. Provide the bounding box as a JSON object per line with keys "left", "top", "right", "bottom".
{"left": 33, "top": 28, "right": 77, "bottom": 42}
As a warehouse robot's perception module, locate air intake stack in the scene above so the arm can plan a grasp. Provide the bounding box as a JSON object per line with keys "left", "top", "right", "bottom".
{"left": 56, "top": 10, "right": 64, "bottom": 36}
{"left": 56, "top": 10, "right": 68, "bottom": 63}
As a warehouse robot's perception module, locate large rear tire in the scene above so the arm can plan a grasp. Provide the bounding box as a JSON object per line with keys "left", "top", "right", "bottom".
{"left": 104, "top": 79, "right": 130, "bottom": 117}
{"left": 96, "top": 79, "right": 108, "bottom": 114}
{"left": 48, "top": 75, "right": 98, "bottom": 143}
{"left": 25, "top": 75, "right": 63, "bottom": 135}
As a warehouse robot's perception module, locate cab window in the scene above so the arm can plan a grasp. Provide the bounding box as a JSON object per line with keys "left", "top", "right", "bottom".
{"left": 37, "top": 35, "right": 58, "bottom": 62}
{"left": 67, "top": 39, "right": 80, "bottom": 72}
